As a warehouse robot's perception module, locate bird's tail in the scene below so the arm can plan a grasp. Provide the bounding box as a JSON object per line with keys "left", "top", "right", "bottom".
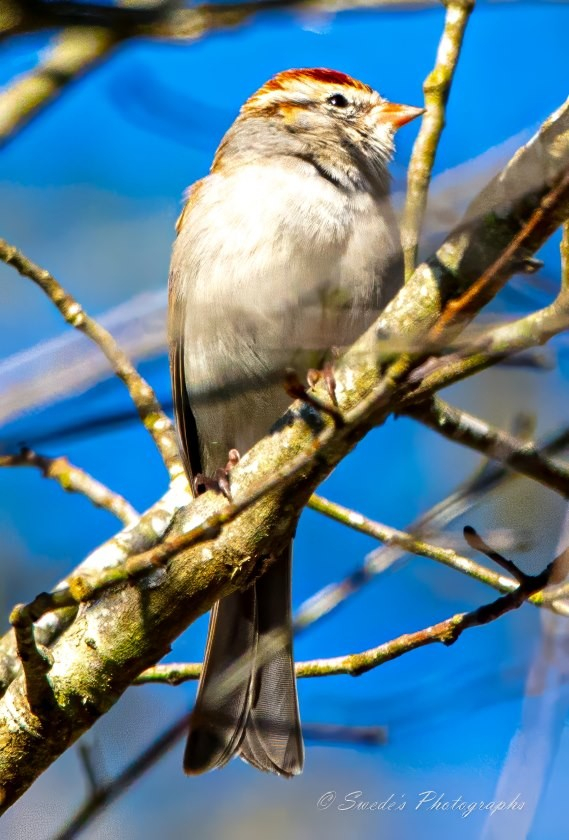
{"left": 183, "top": 545, "right": 304, "bottom": 777}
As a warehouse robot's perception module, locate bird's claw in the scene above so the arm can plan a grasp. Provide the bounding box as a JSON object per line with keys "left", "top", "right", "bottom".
{"left": 284, "top": 364, "right": 343, "bottom": 426}
{"left": 194, "top": 450, "right": 241, "bottom": 501}
{"left": 307, "top": 360, "right": 338, "bottom": 407}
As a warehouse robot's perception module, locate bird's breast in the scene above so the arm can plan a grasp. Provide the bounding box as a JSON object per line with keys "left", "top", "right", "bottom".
{"left": 173, "top": 159, "right": 400, "bottom": 400}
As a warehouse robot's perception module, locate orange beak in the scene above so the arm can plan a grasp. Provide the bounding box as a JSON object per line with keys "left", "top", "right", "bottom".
{"left": 377, "top": 102, "right": 425, "bottom": 129}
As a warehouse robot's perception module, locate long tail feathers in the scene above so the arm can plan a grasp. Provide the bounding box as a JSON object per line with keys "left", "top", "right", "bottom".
{"left": 184, "top": 546, "right": 303, "bottom": 777}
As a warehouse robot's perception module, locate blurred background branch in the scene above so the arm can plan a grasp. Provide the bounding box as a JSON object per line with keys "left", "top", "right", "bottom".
{"left": 0, "top": 0, "right": 437, "bottom": 148}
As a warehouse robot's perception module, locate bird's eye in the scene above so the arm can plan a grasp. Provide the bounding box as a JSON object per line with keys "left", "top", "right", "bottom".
{"left": 327, "top": 93, "right": 349, "bottom": 108}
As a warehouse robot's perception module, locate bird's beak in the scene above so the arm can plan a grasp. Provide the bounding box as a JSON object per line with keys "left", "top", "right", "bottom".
{"left": 376, "top": 102, "right": 425, "bottom": 129}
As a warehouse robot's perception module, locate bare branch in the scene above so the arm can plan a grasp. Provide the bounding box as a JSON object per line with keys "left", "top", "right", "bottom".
{"left": 428, "top": 166, "right": 569, "bottom": 346}
{"left": 0, "top": 0, "right": 434, "bottom": 146}
{"left": 0, "top": 448, "right": 138, "bottom": 526}
{"left": 407, "top": 397, "right": 569, "bottom": 498}
{"left": 77, "top": 741, "right": 105, "bottom": 798}
{"left": 401, "top": 0, "right": 475, "bottom": 279}
{"left": 55, "top": 705, "right": 386, "bottom": 839}
{"left": 403, "top": 284, "right": 569, "bottom": 401}
{"left": 54, "top": 711, "right": 191, "bottom": 840}
{"left": 308, "top": 494, "right": 522, "bottom": 592}
{"left": 0, "top": 475, "right": 191, "bottom": 697}
{"left": 378, "top": 96, "right": 569, "bottom": 363}
{"left": 136, "top": 533, "right": 556, "bottom": 682}
{"left": 296, "top": 418, "right": 569, "bottom": 629}
{"left": 299, "top": 553, "right": 555, "bottom": 677}
{"left": 0, "top": 238, "right": 183, "bottom": 482}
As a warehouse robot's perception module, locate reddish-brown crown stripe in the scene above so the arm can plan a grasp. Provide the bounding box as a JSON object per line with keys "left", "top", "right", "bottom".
{"left": 251, "top": 68, "right": 373, "bottom": 100}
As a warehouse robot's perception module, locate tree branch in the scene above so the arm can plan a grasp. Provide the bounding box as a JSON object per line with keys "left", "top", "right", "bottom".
{"left": 1, "top": 95, "right": 568, "bottom": 812}
{"left": 136, "top": 530, "right": 556, "bottom": 681}
{"left": 401, "top": 0, "right": 475, "bottom": 279}
{"left": 408, "top": 396, "right": 569, "bottom": 498}
{"left": 0, "top": 238, "right": 183, "bottom": 482}
{"left": 308, "top": 495, "right": 521, "bottom": 591}
{"left": 0, "top": 475, "right": 191, "bottom": 698}
{"left": 402, "top": 285, "right": 569, "bottom": 401}
{"left": 0, "top": 447, "right": 138, "bottom": 526}
{"left": 0, "top": 0, "right": 432, "bottom": 146}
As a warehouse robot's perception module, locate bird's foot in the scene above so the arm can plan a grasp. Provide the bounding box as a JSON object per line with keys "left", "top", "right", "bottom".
{"left": 193, "top": 449, "right": 240, "bottom": 501}
{"left": 307, "top": 360, "right": 338, "bottom": 406}
{"left": 284, "top": 362, "right": 343, "bottom": 427}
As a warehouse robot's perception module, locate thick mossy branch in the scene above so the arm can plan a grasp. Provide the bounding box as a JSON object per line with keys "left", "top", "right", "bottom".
{"left": 0, "top": 96, "right": 568, "bottom": 814}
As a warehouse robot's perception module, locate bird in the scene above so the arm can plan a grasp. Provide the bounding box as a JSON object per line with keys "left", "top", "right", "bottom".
{"left": 168, "top": 67, "right": 423, "bottom": 777}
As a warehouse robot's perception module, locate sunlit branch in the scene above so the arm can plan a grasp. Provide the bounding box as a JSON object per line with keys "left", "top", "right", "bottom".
{"left": 0, "top": 475, "right": 191, "bottom": 697}
{"left": 0, "top": 448, "right": 138, "bottom": 526}
{"left": 0, "top": 238, "right": 183, "bottom": 482}
{"left": 403, "top": 298, "right": 569, "bottom": 401}
{"left": 401, "top": 0, "right": 475, "bottom": 279}
{"left": 295, "top": 417, "right": 558, "bottom": 629}
{"left": 137, "top": 530, "right": 557, "bottom": 683}
{"left": 308, "top": 495, "right": 522, "bottom": 593}
{"left": 408, "top": 397, "right": 569, "bottom": 498}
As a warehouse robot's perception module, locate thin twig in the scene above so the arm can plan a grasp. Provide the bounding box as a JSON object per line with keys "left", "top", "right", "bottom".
{"left": 54, "top": 712, "right": 192, "bottom": 840}
{"left": 0, "top": 238, "right": 183, "bottom": 482}
{"left": 301, "top": 722, "right": 388, "bottom": 746}
{"left": 77, "top": 741, "right": 105, "bottom": 797}
{"left": 308, "top": 494, "right": 519, "bottom": 591}
{"left": 55, "top": 705, "right": 386, "bottom": 840}
{"left": 402, "top": 283, "right": 569, "bottom": 403}
{"left": 463, "top": 525, "right": 526, "bottom": 582}
{"left": 428, "top": 167, "right": 569, "bottom": 344}
{"left": 401, "top": 0, "right": 475, "bottom": 279}
{"left": 407, "top": 397, "right": 569, "bottom": 498}
{"left": 137, "top": 536, "right": 555, "bottom": 683}
{"left": 0, "top": 448, "right": 138, "bottom": 526}
{"left": 296, "top": 417, "right": 541, "bottom": 629}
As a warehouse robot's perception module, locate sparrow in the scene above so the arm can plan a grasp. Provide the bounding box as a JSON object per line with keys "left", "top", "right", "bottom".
{"left": 168, "top": 67, "right": 423, "bottom": 777}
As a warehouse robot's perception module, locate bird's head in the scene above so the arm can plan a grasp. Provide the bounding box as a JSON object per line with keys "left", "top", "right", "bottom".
{"left": 229, "top": 68, "right": 423, "bottom": 190}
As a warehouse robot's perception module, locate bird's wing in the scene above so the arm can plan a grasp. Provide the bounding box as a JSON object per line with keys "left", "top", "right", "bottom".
{"left": 168, "top": 180, "right": 208, "bottom": 484}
